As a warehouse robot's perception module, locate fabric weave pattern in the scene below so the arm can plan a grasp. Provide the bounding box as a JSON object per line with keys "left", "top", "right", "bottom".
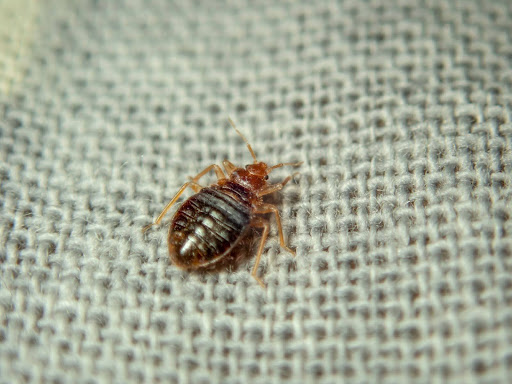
{"left": 1, "top": 1, "right": 511, "bottom": 383}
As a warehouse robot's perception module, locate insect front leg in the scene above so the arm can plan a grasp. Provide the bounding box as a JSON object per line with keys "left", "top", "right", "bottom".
{"left": 255, "top": 204, "right": 296, "bottom": 255}
{"left": 187, "top": 164, "right": 227, "bottom": 192}
{"left": 191, "top": 164, "right": 226, "bottom": 183}
{"left": 142, "top": 181, "right": 202, "bottom": 233}
{"left": 257, "top": 172, "right": 300, "bottom": 197}
{"left": 222, "top": 160, "right": 237, "bottom": 175}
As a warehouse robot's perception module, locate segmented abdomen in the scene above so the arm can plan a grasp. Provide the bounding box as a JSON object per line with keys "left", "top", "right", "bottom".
{"left": 169, "top": 186, "right": 252, "bottom": 269}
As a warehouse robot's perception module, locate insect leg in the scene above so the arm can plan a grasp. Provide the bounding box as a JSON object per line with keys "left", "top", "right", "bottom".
{"left": 187, "top": 183, "right": 202, "bottom": 193}
{"left": 250, "top": 216, "right": 270, "bottom": 288}
{"left": 190, "top": 164, "right": 226, "bottom": 183}
{"left": 222, "top": 159, "right": 237, "bottom": 175}
{"left": 255, "top": 204, "right": 295, "bottom": 255}
{"left": 142, "top": 181, "right": 202, "bottom": 233}
{"left": 187, "top": 164, "right": 226, "bottom": 192}
{"left": 257, "top": 172, "right": 300, "bottom": 197}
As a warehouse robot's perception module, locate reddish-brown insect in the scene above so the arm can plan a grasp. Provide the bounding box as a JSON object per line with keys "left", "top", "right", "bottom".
{"left": 143, "top": 118, "right": 301, "bottom": 287}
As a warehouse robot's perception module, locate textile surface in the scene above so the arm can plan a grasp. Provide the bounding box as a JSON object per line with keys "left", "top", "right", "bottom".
{"left": 1, "top": 0, "right": 512, "bottom": 383}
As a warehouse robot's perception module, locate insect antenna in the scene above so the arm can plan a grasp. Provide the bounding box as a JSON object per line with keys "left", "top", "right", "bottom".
{"left": 268, "top": 161, "right": 304, "bottom": 171}
{"left": 228, "top": 117, "right": 258, "bottom": 163}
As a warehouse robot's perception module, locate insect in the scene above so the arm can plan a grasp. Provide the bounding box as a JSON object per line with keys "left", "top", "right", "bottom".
{"left": 142, "top": 118, "right": 301, "bottom": 287}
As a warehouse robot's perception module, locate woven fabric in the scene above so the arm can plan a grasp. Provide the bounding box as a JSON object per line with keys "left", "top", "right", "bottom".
{"left": 1, "top": 0, "right": 512, "bottom": 383}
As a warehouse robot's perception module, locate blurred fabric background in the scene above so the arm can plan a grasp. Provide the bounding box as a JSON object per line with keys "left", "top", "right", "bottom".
{"left": 1, "top": 0, "right": 511, "bottom": 383}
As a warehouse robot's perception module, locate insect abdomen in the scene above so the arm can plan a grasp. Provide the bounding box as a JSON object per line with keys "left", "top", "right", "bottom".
{"left": 169, "top": 186, "right": 252, "bottom": 269}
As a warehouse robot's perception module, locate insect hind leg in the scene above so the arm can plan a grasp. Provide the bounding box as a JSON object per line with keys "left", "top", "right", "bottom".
{"left": 142, "top": 181, "right": 202, "bottom": 233}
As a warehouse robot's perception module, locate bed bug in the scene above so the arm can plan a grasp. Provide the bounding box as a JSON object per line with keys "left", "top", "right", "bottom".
{"left": 142, "top": 118, "right": 301, "bottom": 287}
